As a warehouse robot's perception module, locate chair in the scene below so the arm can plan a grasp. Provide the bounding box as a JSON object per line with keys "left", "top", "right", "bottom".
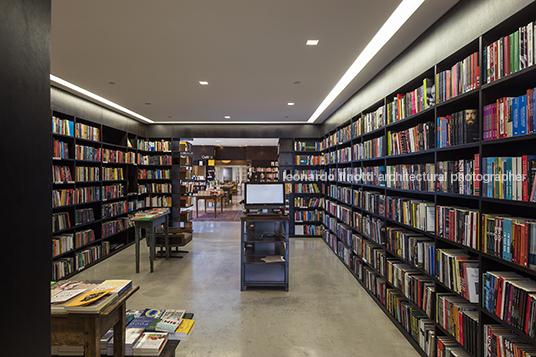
{"left": 151, "top": 226, "right": 192, "bottom": 258}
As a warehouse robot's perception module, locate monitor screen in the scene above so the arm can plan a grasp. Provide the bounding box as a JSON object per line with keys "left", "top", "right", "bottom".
{"left": 245, "top": 183, "right": 285, "bottom": 208}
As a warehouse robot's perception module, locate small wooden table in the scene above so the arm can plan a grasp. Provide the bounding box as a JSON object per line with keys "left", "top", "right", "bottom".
{"left": 132, "top": 212, "right": 170, "bottom": 273}
{"left": 194, "top": 193, "right": 224, "bottom": 218}
{"left": 51, "top": 286, "right": 139, "bottom": 357}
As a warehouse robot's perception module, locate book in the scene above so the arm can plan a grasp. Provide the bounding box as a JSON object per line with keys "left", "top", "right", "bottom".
{"left": 64, "top": 288, "right": 116, "bottom": 313}
{"left": 132, "top": 332, "right": 168, "bottom": 356}
{"left": 155, "top": 316, "right": 183, "bottom": 333}
{"left": 51, "top": 280, "right": 105, "bottom": 312}
{"left": 168, "top": 318, "right": 195, "bottom": 341}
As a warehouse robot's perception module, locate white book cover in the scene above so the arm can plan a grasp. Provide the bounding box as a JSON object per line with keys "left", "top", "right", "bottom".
{"left": 51, "top": 288, "right": 86, "bottom": 304}
{"left": 529, "top": 22, "right": 534, "bottom": 67}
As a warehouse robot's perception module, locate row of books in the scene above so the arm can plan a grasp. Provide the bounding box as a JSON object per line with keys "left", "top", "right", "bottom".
{"left": 52, "top": 233, "right": 74, "bottom": 257}
{"left": 483, "top": 21, "right": 535, "bottom": 84}
{"left": 102, "top": 218, "right": 129, "bottom": 238}
{"left": 436, "top": 109, "right": 479, "bottom": 148}
{"left": 483, "top": 89, "right": 536, "bottom": 141}
{"left": 53, "top": 139, "right": 69, "bottom": 159}
{"left": 76, "top": 122, "right": 100, "bottom": 141}
{"left": 74, "top": 229, "right": 95, "bottom": 248}
{"left": 76, "top": 144, "right": 101, "bottom": 161}
{"left": 53, "top": 165, "right": 73, "bottom": 183}
{"left": 296, "top": 154, "right": 325, "bottom": 166}
{"left": 294, "top": 140, "right": 317, "bottom": 152}
{"left": 361, "top": 136, "right": 384, "bottom": 160}
{"left": 385, "top": 227, "right": 435, "bottom": 276}
{"left": 76, "top": 207, "right": 95, "bottom": 225}
{"left": 386, "top": 78, "right": 435, "bottom": 125}
{"left": 293, "top": 183, "right": 321, "bottom": 194}
{"left": 437, "top": 157, "right": 479, "bottom": 196}
{"left": 52, "top": 116, "right": 75, "bottom": 136}
{"left": 436, "top": 249, "right": 479, "bottom": 303}
{"left": 137, "top": 139, "right": 172, "bottom": 152}
{"left": 436, "top": 294, "right": 479, "bottom": 356}
{"left": 435, "top": 205, "right": 480, "bottom": 250}
{"left": 385, "top": 196, "right": 435, "bottom": 233}
{"left": 53, "top": 187, "right": 100, "bottom": 207}
{"left": 294, "top": 224, "right": 323, "bottom": 236}
{"left": 294, "top": 197, "right": 324, "bottom": 208}
{"left": 143, "top": 196, "right": 172, "bottom": 208}
{"left": 103, "top": 167, "right": 124, "bottom": 181}
{"left": 385, "top": 163, "right": 435, "bottom": 192}
{"left": 283, "top": 168, "right": 325, "bottom": 181}
{"left": 53, "top": 212, "right": 71, "bottom": 232}
{"left": 354, "top": 212, "right": 385, "bottom": 245}
{"left": 138, "top": 169, "right": 172, "bottom": 180}
{"left": 138, "top": 154, "right": 172, "bottom": 166}
{"left": 483, "top": 271, "right": 536, "bottom": 337}
{"left": 362, "top": 105, "right": 385, "bottom": 134}
{"left": 387, "top": 121, "right": 435, "bottom": 156}
{"left": 436, "top": 52, "right": 479, "bottom": 103}
{"left": 102, "top": 201, "right": 127, "bottom": 219}
{"left": 76, "top": 166, "right": 99, "bottom": 182}
{"left": 103, "top": 148, "right": 136, "bottom": 164}
{"left": 102, "top": 183, "right": 125, "bottom": 200}
{"left": 482, "top": 214, "right": 536, "bottom": 269}
{"left": 355, "top": 190, "right": 384, "bottom": 216}
{"left": 294, "top": 210, "right": 321, "bottom": 222}
{"left": 484, "top": 324, "right": 536, "bottom": 357}
{"left": 481, "top": 155, "right": 536, "bottom": 202}
{"left": 179, "top": 155, "right": 192, "bottom": 166}
{"left": 138, "top": 183, "right": 172, "bottom": 194}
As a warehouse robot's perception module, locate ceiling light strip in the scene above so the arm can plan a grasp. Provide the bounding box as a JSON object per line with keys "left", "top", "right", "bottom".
{"left": 307, "top": 0, "right": 426, "bottom": 123}
{"left": 50, "top": 75, "right": 154, "bottom": 123}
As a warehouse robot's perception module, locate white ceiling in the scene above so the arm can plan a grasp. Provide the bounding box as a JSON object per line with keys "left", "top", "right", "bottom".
{"left": 192, "top": 138, "right": 279, "bottom": 147}
{"left": 51, "top": 0, "right": 459, "bottom": 124}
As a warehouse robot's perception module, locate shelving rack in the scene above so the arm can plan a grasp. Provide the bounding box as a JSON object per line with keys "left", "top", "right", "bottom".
{"left": 312, "top": 3, "right": 536, "bottom": 356}
{"left": 171, "top": 140, "right": 193, "bottom": 231}
{"left": 248, "top": 160, "right": 279, "bottom": 182}
{"left": 52, "top": 113, "right": 137, "bottom": 281}
{"left": 51, "top": 113, "right": 194, "bottom": 281}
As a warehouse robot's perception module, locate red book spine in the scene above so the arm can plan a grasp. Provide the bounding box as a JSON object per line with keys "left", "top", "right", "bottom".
{"left": 523, "top": 155, "right": 529, "bottom": 201}
{"left": 475, "top": 153, "right": 480, "bottom": 196}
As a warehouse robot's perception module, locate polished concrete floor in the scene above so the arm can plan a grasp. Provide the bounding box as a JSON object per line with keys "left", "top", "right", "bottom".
{"left": 73, "top": 200, "right": 420, "bottom": 357}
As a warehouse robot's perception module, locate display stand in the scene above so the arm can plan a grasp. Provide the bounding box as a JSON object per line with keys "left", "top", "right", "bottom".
{"left": 51, "top": 286, "right": 139, "bottom": 357}
{"left": 240, "top": 214, "right": 289, "bottom": 291}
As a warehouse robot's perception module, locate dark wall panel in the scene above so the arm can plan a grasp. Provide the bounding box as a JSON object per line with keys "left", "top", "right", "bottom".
{"left": 51, "top": 87, "right": 147, "bottom": 137}
{"left": 192, "top": 146, "right": 215, "bottom": 160}
{"left": 246, "top": 146, "right": 278, "bottom": 160}
{"left": 0, "top": 0, "right": 51, "bottom": 355}
{"left": 147, "top": 124, "right": 322, "bottom": 139}
{"left": 215, "top": 147, "right": 247, "bottom": 160}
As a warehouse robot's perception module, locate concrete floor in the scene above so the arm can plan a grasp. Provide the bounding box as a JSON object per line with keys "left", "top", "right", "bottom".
{"left": 73, "top": 201, "right": 420, "bottom": 357}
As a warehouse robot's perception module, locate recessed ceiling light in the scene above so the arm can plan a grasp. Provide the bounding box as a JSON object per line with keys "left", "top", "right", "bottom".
{"left": 49, "top": 75, "right": 154, "bottom": 123}
{"left": 199, "top": 81, "right": 209, "bottom": 85}
{"left": 307, "top": 0, "right": 426, "bottom": 123}
{"left": 288, "top": 103, "right": 294, "bottom": 106}
{"left": 306, "top": 40, "right": 319, "bottom": 46}
{"left": 224, "top": 116, "right": 231, "bottom": 119}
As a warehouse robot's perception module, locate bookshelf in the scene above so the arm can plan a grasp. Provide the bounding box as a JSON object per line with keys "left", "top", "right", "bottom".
{"left": 248, "top": 160, "right": 279, "bottom": 182}
{"left": 171, "top": 140, "right": 193, "bottom": 231}
{"left": 279, "top": 138, "right": 325, "bottom": 237}
{"left": 137, "top": 137, "right": 172, "bottom": 210}
{"left": 51, "top": 113, "right": 137, "bottom": 281}
{"left": 317, "top": 3, "right": 536, "bottom": 356}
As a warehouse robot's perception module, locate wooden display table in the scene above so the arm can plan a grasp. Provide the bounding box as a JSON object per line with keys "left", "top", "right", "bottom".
{"left": 131, "top": 209, "right": 170, "bottom": 273}
{"left": 193, "top": 193, "right": 224, "bottom": 218}
{"left": 51, "top": 286, "right": 139, "bottom": 357}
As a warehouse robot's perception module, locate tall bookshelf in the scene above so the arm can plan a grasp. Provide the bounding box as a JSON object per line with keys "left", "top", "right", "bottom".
{"left": 318, "top": 3, "right": 536, "bottom": 356}
{"left": 52, "top": 113, "right": 136, "bottom": 281}
{"left": 248, "top": 160, "right": 279, "bottom": 182}
{"left": 279, "top": 138, "right": 324, "bottom": 237}
{"left": 171, "top": 140, "right": 193, "bottom": 231}
{"left": 136, "top": 137, "right": 172, "bottom": 210}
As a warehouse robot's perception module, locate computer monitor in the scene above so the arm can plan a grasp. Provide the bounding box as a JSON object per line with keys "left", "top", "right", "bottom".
{"left": 244, "top": 182, "right": 285, "bottom": 210}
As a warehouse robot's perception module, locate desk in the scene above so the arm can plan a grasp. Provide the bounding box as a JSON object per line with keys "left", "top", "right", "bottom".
{"left": 132, "top": 211, "right": 170, "bottom": 273}
{"left": 194, "top": 194, "right": 224, "bottom": 218}
{"left": 51, "top": 286, "right": 139, "bottom": 357}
